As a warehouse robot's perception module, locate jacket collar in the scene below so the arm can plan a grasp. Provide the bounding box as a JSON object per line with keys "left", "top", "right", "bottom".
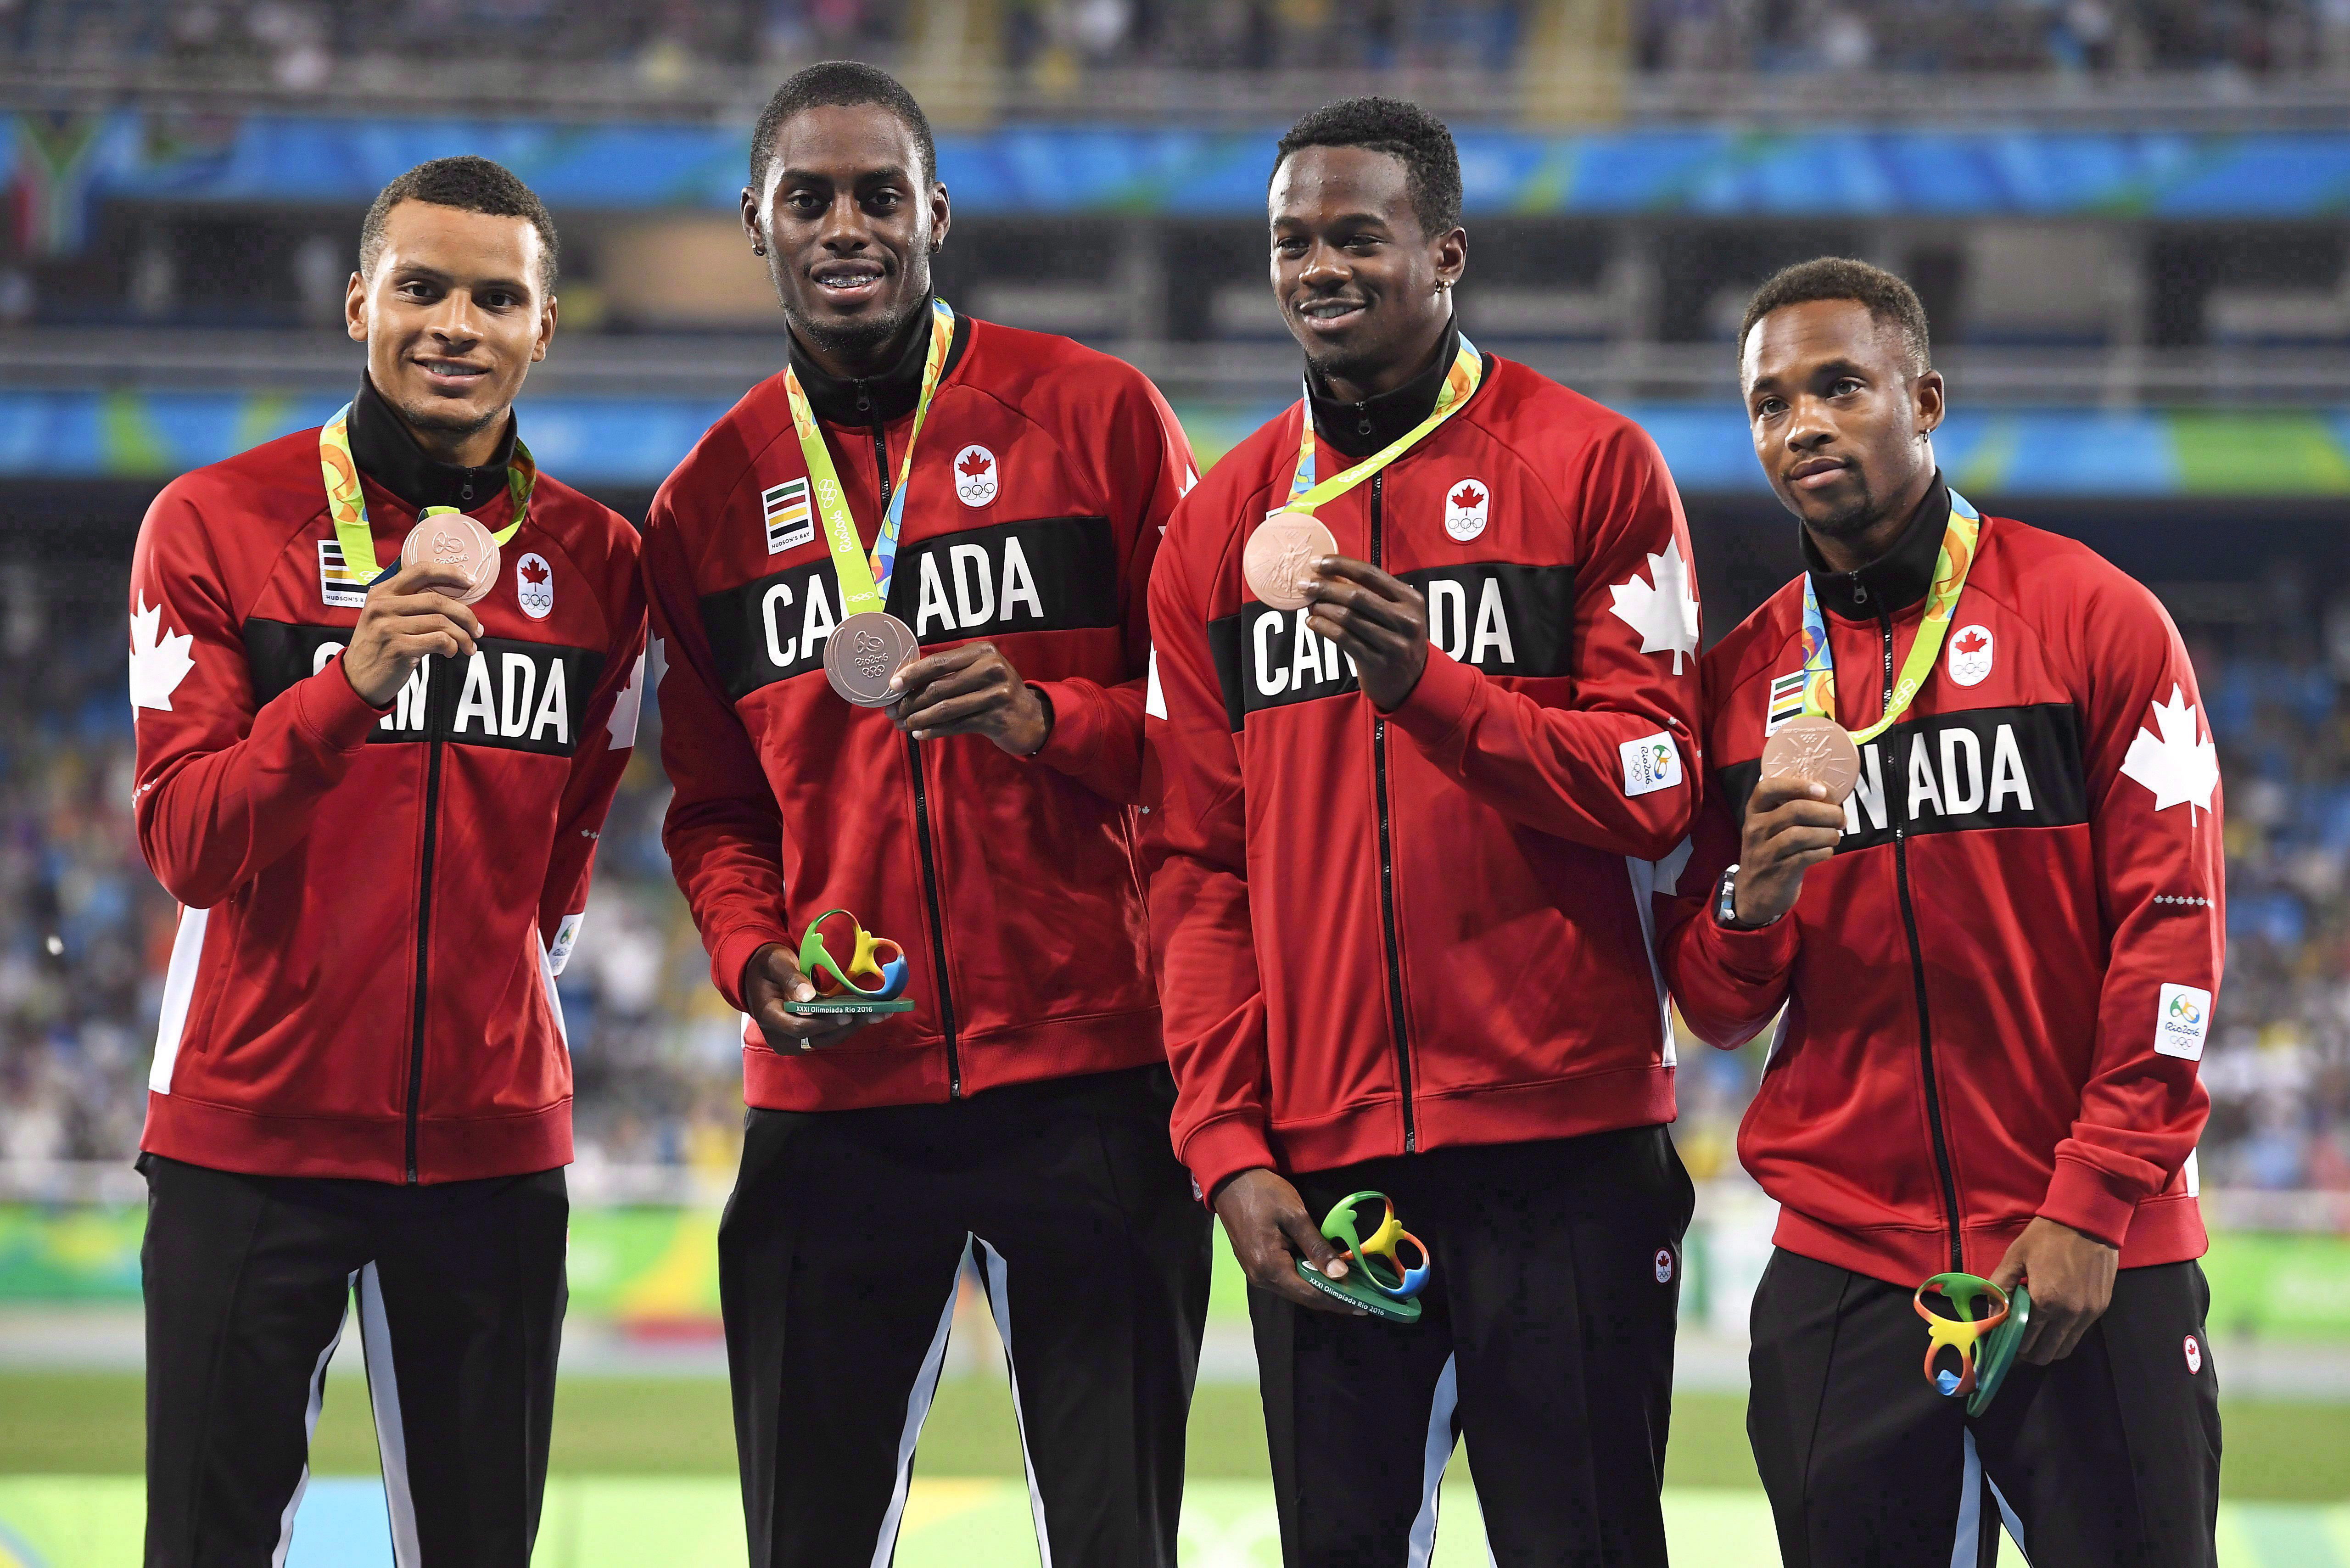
{"left": 348, "top": 373, "right": 515, "bottom": 514}
{"left": 1801, "top": 471, "right": 1951, "bottom": 620}
{"left": 1306, "top": 319, "right": 1467, "bottom": 461}
{"left": 785, "top": 297, "right": 971, "bottom": 426}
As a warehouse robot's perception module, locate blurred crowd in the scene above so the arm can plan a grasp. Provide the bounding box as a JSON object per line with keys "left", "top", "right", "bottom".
{"left": 0, "top": 0, "right": 2335, "bottom": 89}
{"left": 1637, "top": 0, "right": 2341, "bottom": 75}
{"left": 5, "top": 566, "right": 2349, "bottom": 1203}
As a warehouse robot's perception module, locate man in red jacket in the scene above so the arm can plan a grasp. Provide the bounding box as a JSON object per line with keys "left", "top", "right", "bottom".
{"left": 1146, "top": 97, "right": 1702, "bottom": 1565}
{"left": 643, "top": 62, "right": 1208, "bottom": 1566}
{"left": 130, "top": 156, "right": 646, "bottom": 1567}
{"left": 1661, "top": 258, "right": 2221, "bottom": 1565}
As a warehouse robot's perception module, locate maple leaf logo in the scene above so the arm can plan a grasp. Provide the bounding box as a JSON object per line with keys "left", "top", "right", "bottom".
{"left": 1607, "top": 539, "right": 1701, "bottom": 674}
{"left": 129, "top": 594, "right": 196, "bottom": 713}
{"left": 1954, "top": 628, "right": 1987, "bottom": 655}
{"left": 520, "top": 558, "right": 549, "bottom": 586}
{"left": 2119, "top": 684, "right": 2220, "bottom": 817}
{"left": 1450, "top": 483, "right": 1484, "bottom": 511}
{"left": 606, "top": 642, "right": 649, "bottom": 750}
{"left": 958, "top": 449, "right": 993, "bottom": 478}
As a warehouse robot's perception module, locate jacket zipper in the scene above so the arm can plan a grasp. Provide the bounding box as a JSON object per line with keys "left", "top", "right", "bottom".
{"left": 862, "top": 389, "right": 962, "bottom": 1097}
{"left": 1878, "top": 603, "right": 1964, "bottom": 1271}
{"left": 405, "top": 715, "right": 445, "bottom": 1184}
{"left": 1368, "top": 470, "right": 1416, "bottom": 1152}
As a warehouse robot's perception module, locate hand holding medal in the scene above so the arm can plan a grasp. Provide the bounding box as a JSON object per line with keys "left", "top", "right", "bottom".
{"left": 317, "top": 402, "right": 535, "bottom": 704}
{"left": 1735, "top": 491, "right": 1986, "bottom": 928}
{"left": 1241, "top": 335, "right": 1485, "bottom": 708}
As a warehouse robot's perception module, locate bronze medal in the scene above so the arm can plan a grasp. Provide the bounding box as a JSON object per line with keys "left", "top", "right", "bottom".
{"left": 1760, "top": 715, "right": 1862, "bottom": 804}
{"left": 1243, "top": 516, "right": 1338, "bottom": 613}
{"left": 824, "top": 611, "right": 921, "bottom": 707}
{"left": 399, "top": 513, "right": 502, "bottom": 605}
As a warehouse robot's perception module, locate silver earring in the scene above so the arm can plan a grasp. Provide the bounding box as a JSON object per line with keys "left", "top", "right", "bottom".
{"left": 753, "top": 244, "right": 767, "bottom": 256}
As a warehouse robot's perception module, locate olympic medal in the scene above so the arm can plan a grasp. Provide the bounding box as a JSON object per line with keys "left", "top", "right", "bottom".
{"left": 1759, "top": 715, "right": 1862, "bottom": 804}
{"left": 399, "top": 512, "right": 501, "bottom": 605}
{"left": 1243, "top": 515, "right": 1338, "bottom": 612}
{"left": 824, "top": 611, "right": 921, "bottom": 707}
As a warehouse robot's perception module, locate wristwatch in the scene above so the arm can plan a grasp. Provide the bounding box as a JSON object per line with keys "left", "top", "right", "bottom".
{"left": 1714, "top": 863, "right": 1783, "bottom": 931}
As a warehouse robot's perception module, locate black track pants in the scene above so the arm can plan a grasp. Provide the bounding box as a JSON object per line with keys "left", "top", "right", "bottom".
{"left": 140, "top": 1154, "right": 568, "bottom": 1568}
{"left": 1747, "top": 1249, "right": 2222, "bottom": 1568}
{"left": 1248, "top": 1126, "right": 1696, "bottom": 1568}
{"left": 719, "top": 1064, "right": 1212, "bottom": 1568}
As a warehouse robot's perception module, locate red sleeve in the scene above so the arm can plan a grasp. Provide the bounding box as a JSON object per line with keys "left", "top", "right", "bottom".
{"left": 1655, "top": 713, "right": 1802, "bottom": 1048}
{"left": 1141, "top": 487, "right": 1274, "bottom": 1201}
{"left": 643, "top": 486, "right": 794, "bottom": 1012}
{"left": 131, "top": 481, "right": 388, "bottom": 910}
{"left": 537, "top": 526, "right": 649, "bottom": 966}
{"left": 1024, "top": 369, "right": 1192, "bottom": 804}
{"left": 2040, "top": 575, "right": 2221, "bottom": 1246}
{"left": 1385, "top": 420, "right": 1702, "bottom": 861}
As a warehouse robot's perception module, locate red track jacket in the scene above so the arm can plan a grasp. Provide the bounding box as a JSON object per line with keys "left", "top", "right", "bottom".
{"left": 1145, "top": 340, "right": 1705, "bottom": 1202}
{"left": 1661, "top": 486, "right": 2220, "bottom": 1286}
{"left": 131, "top": 411, "right": 647, "bottom": 1184}
{"left": 645, "top": 311, "right": 1192, "bottom": 1111}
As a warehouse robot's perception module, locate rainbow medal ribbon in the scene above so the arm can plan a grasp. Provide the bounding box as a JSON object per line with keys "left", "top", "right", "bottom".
{"left": 783, "top": 297, "right": 956, "bottom": 706}
{"left": 1914, "top": 1272, "right": 2032, "bottom": 1415}
{"left": 1240, "top": 332, "right": 1484, "bottom": 610}
{"left": 1277, "top": 330, "right": 1483, "bottom": 516}
{"left": 783, "top": 909, "right": 915, "bottom": 1017}
{"left": 1294, "top": 1190, "right": 1432, "bottom": 1324}
{"left": 319, "top": 401, "right": 537, "bottom": 587}
{"left": 1796, "top": 489, "right": 1982, "bottom": 743}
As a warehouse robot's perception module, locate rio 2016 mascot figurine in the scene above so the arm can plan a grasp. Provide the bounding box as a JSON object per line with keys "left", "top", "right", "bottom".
{"left": 1295, "top": 1191, "right": 1432, "bottom": 1324}
{"left": 783, "top": 909, "right": 914, "bottom": 1017}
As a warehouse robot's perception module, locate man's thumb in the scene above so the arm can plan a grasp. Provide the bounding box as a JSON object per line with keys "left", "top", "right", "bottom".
{"left": 1285, "top": 1215, "right": 1347, "bottom": 1277}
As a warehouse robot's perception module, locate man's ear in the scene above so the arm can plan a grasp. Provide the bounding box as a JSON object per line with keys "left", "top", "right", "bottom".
{"left": 532, "top": 294, "right": 558, "bottom": 364}
{"left": 1914, "top": 368, "right": 1946, "bottom": 438}
{"left": 344, "top": 270, "right": 368, "bottom": 344}
{"left": 1433, "top": 225, "right": 1467, "bottom": 290}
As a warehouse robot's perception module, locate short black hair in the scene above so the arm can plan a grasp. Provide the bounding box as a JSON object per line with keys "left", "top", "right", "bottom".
{"left": 1739, "top": 257, "right": 1932, "bottom": 378}
{"left": 1273, "top": 96, "right": 1463, "bottom": 240}
{"left": 750, "top": 61, "right": 938, "bottom": 193}
{"left": 359, "top": 156, "right": 558, "bottom": 296}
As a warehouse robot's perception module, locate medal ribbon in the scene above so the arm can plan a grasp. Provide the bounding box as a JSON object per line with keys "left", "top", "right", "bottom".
{"left": 782, "top": 297, "right": 957, "bottom": 617}
{"left": 1276, "top": 331, "right": 1484, "bottom": 518}
{"left": 1798, "top": 488, "right": 1982, "bottom": 745}
{"left": 319, "top": 402, "right": 537, "bottom": 580}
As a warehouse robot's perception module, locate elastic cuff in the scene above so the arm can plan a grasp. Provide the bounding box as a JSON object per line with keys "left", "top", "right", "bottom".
{"left": 295, "top": 659, "right": 391, "bottom": 752}
{"left": 1027, "top": 677, "right": 1098, "bottom": 773}
{"left": 1386, "top": 644, "right": 1480, "bottom": 745}
{"left": 1180, "top": 1113, "right": 1279, "bottom": 1210}
{"left": 1706, "top": 905, "right": 1801, "bottom": 981}
{"left": 2038, "top": 1152, "right": 2139, "bottom": 1249}
{"left": 711, "top": 924, "right": 793, "bottom": 1015}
